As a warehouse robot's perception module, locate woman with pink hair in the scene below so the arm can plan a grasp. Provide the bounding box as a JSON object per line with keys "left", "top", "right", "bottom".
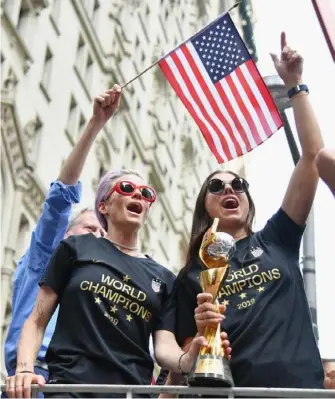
{"left": 7, "top": 86, "right": 230, "bottom": 399}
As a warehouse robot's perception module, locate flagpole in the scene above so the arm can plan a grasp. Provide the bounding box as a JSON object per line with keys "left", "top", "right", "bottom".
{"left": 121, "top": 1, "right": 241, "bottom": 89}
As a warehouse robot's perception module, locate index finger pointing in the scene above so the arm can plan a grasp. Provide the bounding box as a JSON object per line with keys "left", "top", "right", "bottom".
{"left": 281, "top": 31, "right": 287, "bottom": 51}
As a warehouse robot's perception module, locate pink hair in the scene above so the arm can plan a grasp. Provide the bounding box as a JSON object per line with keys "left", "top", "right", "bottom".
{"left": 94, "top": 169, "right": 143, "bottom": 231}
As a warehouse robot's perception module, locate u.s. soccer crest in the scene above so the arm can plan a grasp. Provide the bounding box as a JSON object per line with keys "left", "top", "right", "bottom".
{"left": 250, "top": 246, "right": 263, "bottom": 258}
{"left": 151, "top": 278, "right": 162, "bottom": 293}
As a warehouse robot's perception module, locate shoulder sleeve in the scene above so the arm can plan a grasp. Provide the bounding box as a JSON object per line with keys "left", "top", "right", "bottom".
{"left": 34, "top": 181, "right": 82, "bottom": 251}
{"left": 260, "top": 207, "right": 305, "bottom": 255}
{"left": 26, "top": 180, "right": 82, "bottom": 275}
{"left": 39, "top": 235, "right": 77, "bottom": 297}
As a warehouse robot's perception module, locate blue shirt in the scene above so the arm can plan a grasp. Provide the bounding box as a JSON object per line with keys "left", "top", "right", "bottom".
{"left": 5, "top": 180, "right": 82, "bottom": 374}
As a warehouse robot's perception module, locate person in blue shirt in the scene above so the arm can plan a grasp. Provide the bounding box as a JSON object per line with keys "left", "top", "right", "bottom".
{"left": 3, "top": 86, "right": 121, "bottom": 390}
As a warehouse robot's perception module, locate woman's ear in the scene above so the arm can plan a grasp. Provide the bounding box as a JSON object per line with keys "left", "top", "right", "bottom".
{"left": 98, "top": 201, "right": 108, "bottom": 215}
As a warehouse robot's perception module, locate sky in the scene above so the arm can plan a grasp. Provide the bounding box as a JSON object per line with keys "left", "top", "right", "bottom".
{"left": 243, "top": 0, "right": 335, "bottom": 357}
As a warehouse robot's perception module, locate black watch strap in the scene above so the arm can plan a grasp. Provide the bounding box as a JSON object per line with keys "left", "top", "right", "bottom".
{"left": 287, "top": 84, "right": 309, "bottom": 99}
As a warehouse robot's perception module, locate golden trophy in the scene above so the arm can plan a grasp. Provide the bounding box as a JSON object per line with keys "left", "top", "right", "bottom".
{"left": 187, "top": 218, "right": 235, "bottom": 387}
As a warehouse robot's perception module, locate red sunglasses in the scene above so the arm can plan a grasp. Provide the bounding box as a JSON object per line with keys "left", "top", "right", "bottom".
{"left": 106, "top": 181, "right": 157, "bottom": 203}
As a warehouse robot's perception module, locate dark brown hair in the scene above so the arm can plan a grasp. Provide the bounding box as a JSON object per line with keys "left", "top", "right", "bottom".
{"left": 185, "top": 170, "right": 255, "bottom": 269}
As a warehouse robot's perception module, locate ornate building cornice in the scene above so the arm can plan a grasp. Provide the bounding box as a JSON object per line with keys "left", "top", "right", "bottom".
{"left": 0, "top": 8, "right": 33, "bottom": 73}
{"left": 1, "top": 94, "right": 45, "bottom": 219}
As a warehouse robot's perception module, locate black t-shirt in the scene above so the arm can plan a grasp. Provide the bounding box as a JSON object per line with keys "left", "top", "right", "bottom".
{"left": 40, "top": 234, "right": 175, "bottom": 390}
{"left": 160, "top": 208, "right": 324, "bottom": 389}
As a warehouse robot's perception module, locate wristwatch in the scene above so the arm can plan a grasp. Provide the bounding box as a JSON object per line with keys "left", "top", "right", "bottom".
{"left": 287, "top": 84, "right": 309, "bottom": 99}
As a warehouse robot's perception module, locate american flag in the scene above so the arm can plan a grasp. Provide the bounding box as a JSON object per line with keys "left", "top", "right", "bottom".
{"left": 159, "top": 13, "right": 283, "bottom": 163}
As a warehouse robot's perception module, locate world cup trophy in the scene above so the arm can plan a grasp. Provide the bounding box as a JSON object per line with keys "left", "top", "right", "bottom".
{"left": 187, "top": 218, "right": 236, "bottom": 387}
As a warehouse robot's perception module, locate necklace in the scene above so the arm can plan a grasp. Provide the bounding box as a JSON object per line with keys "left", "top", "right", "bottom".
{"left": 103, "top": 237, "right": 139, "bottom": 251}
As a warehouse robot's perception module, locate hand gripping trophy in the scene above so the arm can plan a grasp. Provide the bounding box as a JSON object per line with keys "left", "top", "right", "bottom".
{"left": 188, "top": 217, "right": 236, "bottom": 387}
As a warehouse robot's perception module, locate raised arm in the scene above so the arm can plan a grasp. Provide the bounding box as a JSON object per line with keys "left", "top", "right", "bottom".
{"left": 315, "top": 148, "right": 335, "bottom": 197}
{"left": 24, "top": 86, "right": 122, "bottom": 252}
{"left": 271, "top": 32, "right": 324, "bottom": 226}
{"left": 58, "top": 85, "right": 122, "bottom": 185}
{"left": 6, "top": 287, "right": 58, "bottom": 398}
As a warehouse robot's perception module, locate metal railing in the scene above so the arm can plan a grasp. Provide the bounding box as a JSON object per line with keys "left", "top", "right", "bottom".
{"left": 1, "top": 384, "right": 335, "bottom": 398}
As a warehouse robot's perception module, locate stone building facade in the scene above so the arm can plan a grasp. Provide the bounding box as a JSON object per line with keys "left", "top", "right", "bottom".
{"left": 1, "top": 0, "right": 251, "bottom": 377}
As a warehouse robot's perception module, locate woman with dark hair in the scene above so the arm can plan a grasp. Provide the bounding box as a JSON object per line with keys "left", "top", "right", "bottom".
{"left": 159, "top": 32, "right": 325, "bottom": 391}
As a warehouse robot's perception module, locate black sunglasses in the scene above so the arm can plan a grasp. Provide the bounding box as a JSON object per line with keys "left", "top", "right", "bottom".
{"left": 207, "top": 177, "right": 249, "bottom": 194}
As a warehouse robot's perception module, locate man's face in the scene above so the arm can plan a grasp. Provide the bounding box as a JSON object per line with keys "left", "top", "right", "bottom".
{"left": 66, "top": 211, "right": 105, "bottom": 238}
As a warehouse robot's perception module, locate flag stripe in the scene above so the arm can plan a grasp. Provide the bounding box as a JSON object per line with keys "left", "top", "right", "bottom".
{"left": 235, "top": 64, "right": 273, "bottom": 137}
{"left": 185, "top": 43, "right": 248, "bottom": 155}
{"left": 159, "top": 58, "right": 227, "bottom": 163}
{"left": 246, "top": 61, "right": 283, "bottom": 129}
{"left": 172, "top": 48, "right": 236, "bottom": 159}
{"left": 230, "top": 71, "right": 268, "bottom": 141}
{"left": 215, "top": 79, "right": 257, "bottom": 151}
{"left": 223, "top": 75, "right": 263, "bottom": 145}
{"left": 240, "top": 62, "right": 279, "bottom": 133}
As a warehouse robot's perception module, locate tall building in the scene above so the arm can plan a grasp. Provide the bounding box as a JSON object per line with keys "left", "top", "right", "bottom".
{"left": 0, "top": 0, "right": 251, "bottom": 378}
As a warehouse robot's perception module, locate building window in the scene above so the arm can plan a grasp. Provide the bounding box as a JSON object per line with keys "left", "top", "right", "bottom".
{"left": 66, "top": 95, "right": 79, "bottom": 143}
{"left": 40, "top": 47, "right": 53, "bottom": 102}
{"left": 84, "top": 54, "right": 94, "bottom": 93}
{"left": 78, "top": 113, "right": 86, "bottom": 137}
{"left": 3, "top": 67, "right": 18, "bottom": 91}
{"left": 23, "top": 115, "right": 43, "bottom": 164}
{"left": 17, "top": 0, "right": 30, "bottom": 29}
{"left": 75, "top": 35, "right": 86, "bottom": 76}
{"left": 92, "top": 0, "right": 100, "bottom": 25}
{"left": 50, "top": 0, "right": 61, "bottom": 35}
{"left": 15, "top": 214, "right": 30, "bottom": 262}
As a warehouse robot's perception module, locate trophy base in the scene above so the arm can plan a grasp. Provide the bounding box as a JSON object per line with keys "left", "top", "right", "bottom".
{"left": 187, "top": 354, "right": 234, "bottom": 387}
